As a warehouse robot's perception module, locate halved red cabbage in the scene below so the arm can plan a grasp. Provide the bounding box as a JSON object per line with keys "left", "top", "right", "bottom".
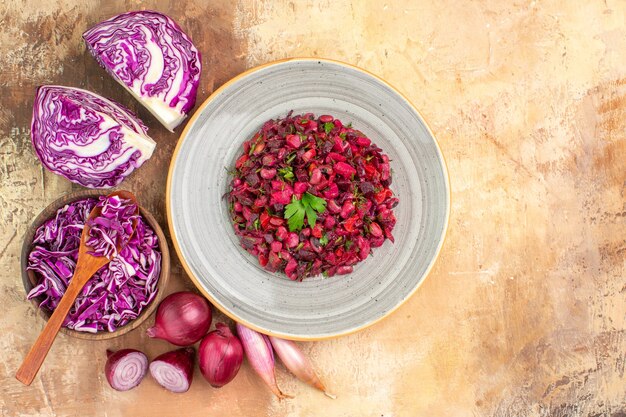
{"left": 31, "top": 85, "right": 156, "bottom": 189}
{"left": 27, "top": 197, "right": 161, "bottom": 333}
{"left": 86, "top": 195, "right": 138, "bottom": 259}
{"left": 83, "top": 11, "right": 202, "bottom": 131}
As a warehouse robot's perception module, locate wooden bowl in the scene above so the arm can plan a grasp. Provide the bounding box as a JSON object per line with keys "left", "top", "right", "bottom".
{"left": 21, "top": 190, "right": 170, "bottom": 340}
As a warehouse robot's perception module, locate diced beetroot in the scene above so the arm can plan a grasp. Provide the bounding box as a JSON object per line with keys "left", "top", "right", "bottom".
{"left": 302, "top": 149, "right": 316, "bottom": 162}
{"left": 337, "top": 266, "right": 353, "bottom": 275}
{"left": 309, "top": 168, "right": 322, "bottom": 185}
{"left": 356, "top": 136, "right": 371, "bottom": 147}
{"left": 270, "top": 188, "right": 293, "bottom": 205}
{"left": 262, "top": 154, "right": 276, "bottom": 166}
{"left": 311, "top": 224, "right": 323, "bottom": 238}
{"left": 369, "top": 221, "right": 383, "bottom": 237}
{"left": 324, "top": 216, "right": 336, "bottom": 229}
{"left": 285, "top": 134, "right": 302, "bottom": 149}
{"left": 258, "top": 253, "right": 268, "bottom": 267}
{"left": 260, "top": 168, "right": 276, "bottom": 179}
{"left": 294, "top": 182, "right": 308, "bottom": 194}
{"left": 310, "top": 237, "right": 322, "bottom": 253}
{"left": 333, "top": 136, "right": 344, "bottom": 152}
{"left": 357, "top": 236, "right": 370, "bottom": 260}
{"left": 252, "top": 141, "right": 265, "bottom": 155}
{"left": 300, "top": 227, "right": 311, "bottom": 238}
{"left": 286, "top": 232, "right": 299, "bottom": 248}
{"left": 269, "top": 216, "right": 285, "bottom": 227}
{"left": 323, "top": 183, "right": 339, "bottom": 199}
{"left": 327, "top": 199, "right": 341, "bottom": 214}
{"left": 276, "top": 226, "right": 288, "bottom": 241}
{"left": 381, "top": 163, "right": 390, "bottom": 181}
{"left": 327, "top": 152, "right": 347, "bottom": 163}
{"left": 340, "top": 200, "right": 355, "bottom": 219}
{"left": 271, "top": 241, "right": 282, "bottom": 252}
{"left": 319, "top": 115, "right": 334, "bottom": 123}
{"left": 233, "top": 202, "right": 243, "bottom": 213}
{"left": 235, "top": 154, "right": 249, "bottom": 169}
{"left": 374, "top": 189, "right": 387, "bottom": 204}
{"left": 242, "top": 206, "right": 252, "bottom": 221}
{"left": 334, "top": 162, "right": 356, "bottom": 178}
{"left": 266, "top": 251, "right": 282, "bottom": 272}
{"left": 344, "top": 215, "right": 359, "bottom": 233}
{"left": 271, "top": 180, "right": 285, "bottom": 190}
{"left": 285, "top": 258, "right": 298, "bottom": 280}
{"left": 370, "top": 236, "right": 384, "bottom": 247}
{"left": 384, "top": 227, "right": 395, "bottom": 243}
{"left": 254, "top": 196, "right": 268, "bottom": 208}
{"left": 259, "top": 212, "right": 270, "bottom": 229}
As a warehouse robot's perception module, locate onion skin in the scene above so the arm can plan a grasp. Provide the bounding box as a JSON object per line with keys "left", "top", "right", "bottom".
{"left": 269, "top": 336, "right": 335, "bottom": 398}
{"left": 105, "top": 349, "right": 148, "bottom": 391}
{"left": 149, "top": 347, "right": 195, "bottom": 393}
{"left": 236, "top": 323, "right": 292, "bottom": 400}
{"left": 147, "top": 291, "right": 212, "bottom": 346}
{"left": 198, "top": 323, "right": 244, "bottom": 387}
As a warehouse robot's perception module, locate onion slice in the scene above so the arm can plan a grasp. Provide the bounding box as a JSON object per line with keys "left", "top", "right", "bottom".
{"left": 269, "top": 336, "right": 335, "bottom": 398}
{"left": 236, "top": 323, "right": 292, "bottom": 400}
{"left": 105, "top": 349, "right": 148, "bottom": 391}
{"left": 149, "top": 347, "right": 195, "bottom": 393}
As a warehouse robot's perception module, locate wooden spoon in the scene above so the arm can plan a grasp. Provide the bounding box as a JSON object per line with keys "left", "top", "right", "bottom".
{"left": 16, "top": 190, "right": 138, "bottom": 386}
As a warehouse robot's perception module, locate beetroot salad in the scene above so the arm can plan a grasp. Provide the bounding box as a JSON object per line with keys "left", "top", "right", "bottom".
{"left": 227, "top": 112, "right": 398, "bottom": 280}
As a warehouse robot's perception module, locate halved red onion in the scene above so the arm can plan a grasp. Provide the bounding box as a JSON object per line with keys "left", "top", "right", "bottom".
{"left": 105, "top": 349, "right": 148, "bottom": 391}
{"left": 149, "top": 347, "right": 195, "bottom": 393}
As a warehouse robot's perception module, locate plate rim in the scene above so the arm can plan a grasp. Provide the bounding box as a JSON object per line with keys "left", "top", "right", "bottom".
{"left": 166, "top": 57, "right": 451, "bottom": 340}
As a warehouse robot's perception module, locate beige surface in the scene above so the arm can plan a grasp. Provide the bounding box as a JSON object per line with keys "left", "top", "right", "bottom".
{"left": 1, "top": 1, "right": 625, "bottom": 416}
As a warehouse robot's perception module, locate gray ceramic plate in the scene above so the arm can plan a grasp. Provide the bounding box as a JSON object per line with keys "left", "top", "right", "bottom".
{"left": 167, "top": 58, "right": 449, "bottom": 340}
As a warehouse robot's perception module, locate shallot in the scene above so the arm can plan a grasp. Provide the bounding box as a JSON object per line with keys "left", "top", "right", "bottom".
{"left": 149, "top": 347, "right": 195, "bottom": 393}
{"left": 236, "top": 323, "right": 292, "bottom": 399}
{"left": 198, "top": 323, "right": 244, "bottom": 387}
{"left": 104, "top": 349, "right": 148, "bottom": 391}
{"left": 269, "top": 336, "right": 335, "bottom": 398}
{"left": 147, "top": 291, "right": 212, "bottom": 346}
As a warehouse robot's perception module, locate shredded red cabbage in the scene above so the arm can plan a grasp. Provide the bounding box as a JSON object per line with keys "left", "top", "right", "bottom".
{"left": 27, "top": 197, "right": 161, "bottom": 333}
{"left": 86, "top": 195, "right": 138, "bottom": 259}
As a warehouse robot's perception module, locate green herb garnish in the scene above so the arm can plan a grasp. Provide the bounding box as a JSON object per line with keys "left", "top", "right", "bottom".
{"left": 278, "top": 166, "right": 295, "bottom": 182}
{"left": 319, "top": 234, "right": 329, "bottom": 246}
{"left": 285, "top": 152, "right": 297, "bottom": 164}
{"left": 323, "top": 122, "right": 334, "bottom": 133}
{"left": 283, "top": 192, "right": 327, "bottom": 232}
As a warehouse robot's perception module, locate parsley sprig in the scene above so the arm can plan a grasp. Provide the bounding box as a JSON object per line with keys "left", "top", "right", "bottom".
{"left": 284, "top": 192, "right": 327, "bottom": 232}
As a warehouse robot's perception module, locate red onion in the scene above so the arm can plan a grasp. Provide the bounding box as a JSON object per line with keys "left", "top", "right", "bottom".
{"left": 105, "top": 349, "right": 148, "bottom": 391}
{"left": 236, "top": 323, "right": 292, "bottom": 399}
{"left": 149, "top": 347, "right": 195, "bottom": 393}
{"left": 147, "top": 291, "right": 212, "bottom": 346}
{"left": 269, "top": 336, "right": 335, "bottom": 398}
{"left": 198, "top": 323, "right": 243, "bottom": 387}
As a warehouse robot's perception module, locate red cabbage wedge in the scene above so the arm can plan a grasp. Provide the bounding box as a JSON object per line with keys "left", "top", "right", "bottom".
{"left": 83, "top": 11, "right": 202, "bottom": 131}
{"left": 31, "top": 85, "right": 156, "bottom": 189}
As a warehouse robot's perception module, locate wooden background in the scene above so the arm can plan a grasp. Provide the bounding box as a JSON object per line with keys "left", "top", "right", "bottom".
{"left": 1, "top": 1, "right": 625, "bottom": 416}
